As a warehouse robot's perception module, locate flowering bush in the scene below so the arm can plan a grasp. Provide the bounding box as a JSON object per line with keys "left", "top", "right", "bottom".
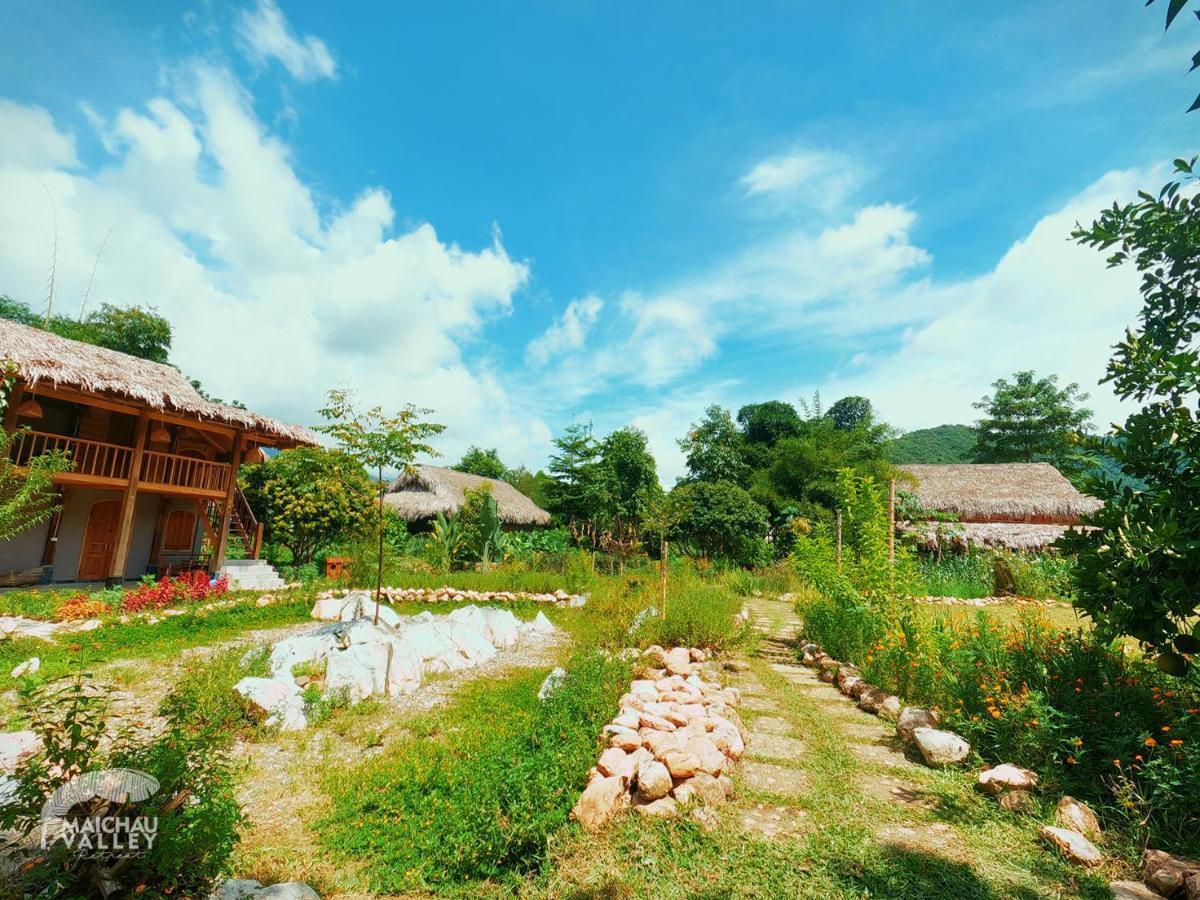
{"left": 121, "top": 572, "right": 229, "bottom": 613}
{"left": 54, "top": 596, "right": 113, "bottom": 621}
{"left": 797, "top": 589, "right": 1200, "bottom": 853}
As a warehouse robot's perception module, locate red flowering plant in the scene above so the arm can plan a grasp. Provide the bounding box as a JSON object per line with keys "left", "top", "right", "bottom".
{"left": 120, "top": 572, "right": 229, "bottom": 613}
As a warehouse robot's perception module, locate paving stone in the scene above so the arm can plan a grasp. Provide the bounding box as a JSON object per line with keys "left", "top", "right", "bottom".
{"left": 860, "top": 776, "right": 942, "bottom": 811}
{"left": 740, "top": 695, "right": 782, "bottom": 712}
{"left": 876, "top": 822, "right": 970, "bottom": 861}
{"left": 741, "top": 761, "right": 808, "bottom": 797}
{"left": 745, "top": 715, "right": 793, "bottom": 734}
{"left": 748, "top": 732, "right": 806, "bottom": 760}
{"left": 738, "top": 803, "right": 808, "bottom": 840}
{"left": 848, "top": 740, "right": 919, "bottom": 771}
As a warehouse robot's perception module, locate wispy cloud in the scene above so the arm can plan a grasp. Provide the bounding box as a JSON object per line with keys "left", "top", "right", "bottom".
{"left": 739, "top": 146, "right": 862, "bottom": 212}
{"left": 525, "top": 295, "right": 603, "bottom": 366}
{"left": 236, "top": 0, "right": 337, "bottom": 82}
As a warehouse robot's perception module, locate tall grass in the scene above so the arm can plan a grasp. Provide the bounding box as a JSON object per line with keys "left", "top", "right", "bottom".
{"left": 318, "top": 650, "right": 630, "bottom": 891}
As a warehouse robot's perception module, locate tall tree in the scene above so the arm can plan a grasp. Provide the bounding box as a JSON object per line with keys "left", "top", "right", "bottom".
{"left": 545, "top": 422, "right": 606, "bottom": 542}
{"left": 826, "top": 395, "right": 874, "bottom": 431}
{"left": 678, "top": 405, "right": 749, "bottom": 486}
{"left": 454, "top": 446, "right": 508, "bottom": 480}
{"left": 972, "top": 371, "right": 1094, "bottom": 476}
{"left": 1062, "top": 158, "right": 1200, "bottom": 669}
{"left": 736, "top": 401, "right": 802, "bottom": 445}
{"left": 0, "top": 296, "right": 172, "bottom": 364}
{"left": 599, "top": 427, "right": 662, "bottom": 524}
{"left": 317, "top": 388, "right": 444, "bottom": 617}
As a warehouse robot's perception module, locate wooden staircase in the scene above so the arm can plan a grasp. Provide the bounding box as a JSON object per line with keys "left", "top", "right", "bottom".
{"left": 198, "top": 487, "right": 264, "bottom": 560}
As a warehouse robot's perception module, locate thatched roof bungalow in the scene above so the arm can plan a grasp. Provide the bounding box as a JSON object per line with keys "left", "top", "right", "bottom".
{"left": 898, "top": 462, "right": 1101, "bottom": 551}
{"left": 1, "top": 318, "right": 316, "bottom": 585}
{"left": 384, "top": 464, "right": 551, "bottom": 527}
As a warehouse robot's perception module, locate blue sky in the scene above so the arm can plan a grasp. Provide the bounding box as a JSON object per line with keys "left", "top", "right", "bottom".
{"left": 0, "top": 1, "right": 1195, "bottom": 481}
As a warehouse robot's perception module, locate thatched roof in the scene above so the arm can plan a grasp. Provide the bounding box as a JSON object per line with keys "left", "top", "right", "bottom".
{"left": 384, "top": 464, "right": 552, "bottom": 526}
{"left": 904, "top": 521, "right": 1091, "bottom": 552}
{"left": 0, "top": 317, "right": 318, "bottom": 446}
{"left": 898, "top": 462, "right": 1101, "bottom": 524}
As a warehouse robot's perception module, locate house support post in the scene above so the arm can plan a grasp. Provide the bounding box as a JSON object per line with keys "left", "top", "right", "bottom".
{"left": 3, "top": 380, "right": 23, "bottom": 438}
{"left": 107, "top": 409, "right": 149, "bottom": 587}
{"left": 213, "top": 431, "right": 244, "bottom": 573}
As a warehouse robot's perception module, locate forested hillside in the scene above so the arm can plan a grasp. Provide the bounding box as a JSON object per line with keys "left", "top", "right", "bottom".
{"left": 885, "top": 424, "right": 976, "bottom": 464}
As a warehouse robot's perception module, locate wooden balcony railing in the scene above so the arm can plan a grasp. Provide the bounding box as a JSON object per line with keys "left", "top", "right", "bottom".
{"left": 10, "top": 430, "right": 232, "bottom": 495}
{"left": 140, "top": 450, "right": 231, "bottom": 494}
{"left": 10, "top": 430, "right": 133, "bottom": 481}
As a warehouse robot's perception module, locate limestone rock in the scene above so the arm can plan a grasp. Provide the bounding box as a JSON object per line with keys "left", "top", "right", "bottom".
{"left": 665, "top": 647, "right": 692, "bottom": 676}
{"left": 572, "top": 774, "right": 627, "bottom": 831}
{"left": 1039, "top": 826, "right": 1103, "bottom": 867}
{"left": 633, "top": 795, "right": 678, "bottom": 818}
{"left": 662, "top": 750, "right": 701, "bottom": 779}
{"left": 234, "top": 677, "right": 307, "bottom": 731}
{"left": 635, "top": 759, "right": 673, "bottom": 801}
{"left": 690, "top": 805, "right": 720, "bottom": 831}
{"left": 998, "top": 790, "right": 1035, "bottom": 813}
{"left": 597, "top": 748, "right": 634, "bottom": 781}
{"left": 857, "top": 687, "right": 890, "bottom": 714}
{"left": 253, "top": 885, "right": 321, "bottom": 900}
{"left": 208, "top": 880, "right": 263, "bottom": 900}
{"left": 878, "top": 696, "right": 902, "bottom": 720}
{"left": 1108, "top": 881, "right": 1162, "bottom": 900}
{"left": 9, "top": 657, "right": 39, "bottom": 678}
{"left": 911, "top": 727, "right": 971, "bottom": 767}
{"left": 1055, "top": 796, "right": 1101, "bottom": 839}
{"left": 1143, "top": 849, "right": 1200, "bottom": 897}
{"left": 896, "top": 707, "right": 941, "bottom": 742}
{"left": 722, "top": 659, "right": 750, "bottom": 673}
{"left": 977, "top": 764, "right": 1038, "bottom": 796}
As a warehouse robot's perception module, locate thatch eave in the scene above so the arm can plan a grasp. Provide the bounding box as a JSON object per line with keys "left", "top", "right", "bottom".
{"left": 898, "top": 462, "right": 1101, "bottom": 524}
{"left": 1, "top": 317, "right": 318, "bottom": 446}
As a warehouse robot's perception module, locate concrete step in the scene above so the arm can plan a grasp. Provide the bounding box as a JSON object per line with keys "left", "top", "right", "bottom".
{"left": 219, "top": 560, "right": 286, "bottom": 591}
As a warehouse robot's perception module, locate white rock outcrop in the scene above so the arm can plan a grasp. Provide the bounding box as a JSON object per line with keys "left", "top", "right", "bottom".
{"left": 240, "top": 602, "right": 559, "bottom": 730}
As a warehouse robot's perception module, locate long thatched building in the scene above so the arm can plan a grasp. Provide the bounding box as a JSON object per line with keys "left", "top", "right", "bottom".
{"left": 384, "top": 464, "right": 551, "bottom": 528}
{"left": 898, "top": 462, "right": 1101, "bottom": 551}
{"left": 1, "top": 318, "right": 317, "bottom": 585}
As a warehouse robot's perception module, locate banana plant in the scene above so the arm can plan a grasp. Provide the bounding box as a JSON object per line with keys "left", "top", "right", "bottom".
{"left": 477, "top": 492, "right": 506, "bottom": 570}
{"left": 430, "top": 511, "right": 465, "bottom": 570}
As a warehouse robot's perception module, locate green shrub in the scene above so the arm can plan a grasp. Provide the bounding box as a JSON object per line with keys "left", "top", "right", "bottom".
{"left": 640, "top": 579, "right": 748, "bottom": 650}
{"left": 917, "top": 552, "right": 995, "bottom": 598}
{"left": 0, "top": 676, "right": 244, "bottom": 898}
{"left": 793, "top": 588, "right": 1200, "bottom": 854}
{"left": 319, "top": 650, "right": 630, "bottom": 890}
{"left": 158, "top": 645, "right": 268, "bottom": 738}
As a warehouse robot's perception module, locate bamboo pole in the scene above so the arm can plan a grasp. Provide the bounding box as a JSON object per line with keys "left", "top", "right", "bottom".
{"left": 660, "top": 538, "right": 669, "bottom": 619}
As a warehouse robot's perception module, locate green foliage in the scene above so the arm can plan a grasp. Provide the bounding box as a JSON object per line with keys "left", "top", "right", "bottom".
{"left": 1063, "top": 158, "right": 1200, "bottom": 665}
{"left": 667, "top": 480, "right": 769, "bottom": 566}
{"left": 316, "top": 387, "right": 445, "bottom": 601}
{"left": 503, "top": 526, "right": 570, "bottom": 558}
{"left": 638, "top": 576, "right": 749, "bottom": 650}
{"left": 0, "top": 675, "right": 243, "bottom": 897}
{"left": 598, "top": 426, "right": 662, "bottom": 524}
{"left": 0, "top": 296, "right": 172, "bottom": 363}
{"left": 678, "top": 404, "right": 750, "bottom": 486}
{"left": 504, "top": 465, "right": 554, "bottom": 509}
{"left": 1148, "top": 0, "right": 1200, "bottom": 112}
{"left": 826, "top": 395, "right": 873, "bottom": 431}
{"left": 454, "top": 445, "right": 508, "bottom": 480}
{"left": 241, "top": 446, "right": 372, "bottom": 564}
{"left": 426, "top": 511, "right": 467, "bottom": 569}
{"left": 0, "top": 362, "right": 70, "bottom": 543}
{"left": 455, "top": 485, "right": 506, "bottom": 566}
{"left": 545, "top": 421, "right": 606, "bottom": 531}
{"left": 736, "top": 400, "right": 803, "bottom": 445}
{"left": 886, "top": 424, "right": 978, "bottom": 464}
{"left": 319, "top": 651, "right": 630, "bottom": 890}
{"left": 797, "top": 593, "right": 1200, "bottom": 854}
{"left": 971, "top": 370, "right": 1095, "bottom": 478}
{"left": 917, "top": 550, "right": 1074, "bottom": 601}
{"left": 158, "top": 645, "right": 267, "bottom": 738}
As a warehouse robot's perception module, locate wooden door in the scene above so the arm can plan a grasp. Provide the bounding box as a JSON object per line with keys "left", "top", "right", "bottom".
{"left": 78, "top": 499, "right": 121, "bottom": 581}
{"left": 162, "top": 509, "right": 197, "bottom": 552}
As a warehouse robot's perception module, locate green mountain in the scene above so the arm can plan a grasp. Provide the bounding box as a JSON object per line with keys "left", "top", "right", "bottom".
{"left": 886, "top": 424, "right": 977, "bottom": 464}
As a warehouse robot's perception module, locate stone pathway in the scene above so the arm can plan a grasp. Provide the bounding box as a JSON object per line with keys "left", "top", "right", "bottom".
{"left": 727, "top": 597, "right": 993, "bottom": 856}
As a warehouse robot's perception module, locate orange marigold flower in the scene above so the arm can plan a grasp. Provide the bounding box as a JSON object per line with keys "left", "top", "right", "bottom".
{"left": 1145, "top": 738, "right": 1157, "bottom": 748}
{"left": 1066, "top": 755, "right": 1076, "bottom": 765}
{"left": 1169, "top": 739, "right": 1184, "bottom": 748}
{"left": 1162, "top": 725, "right": 1172, "bottom": 733}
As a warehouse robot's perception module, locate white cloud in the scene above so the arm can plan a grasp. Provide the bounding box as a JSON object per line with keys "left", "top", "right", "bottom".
{"left": 0, "top": 64, "right": 545, "bottom": 471}
{"left": 739, "top": 146, "right": 861, "bottom": 211}
{"left": 525, "top": 295, "right": 603, "bottom": 366}
{"left": 808, "top": 167, "right": 1156, "bottom": 434}
{"left": 236, "top": 0, "right": 337, "bottom": 82}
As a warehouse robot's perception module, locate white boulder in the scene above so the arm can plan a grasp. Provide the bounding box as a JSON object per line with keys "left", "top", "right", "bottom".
{"left": 0, "top": 730, "right": 43, "bottom": 773}
{"left": 912, "top": 728, "right": 971, "bottom": 767}
{"left": 234, "top": 677, "right": 307, "bottom": 731}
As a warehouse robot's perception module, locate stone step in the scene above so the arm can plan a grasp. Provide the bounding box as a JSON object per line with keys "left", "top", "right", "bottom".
{"left": 219, "top": 560, "right": 286, "bottom": 591}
